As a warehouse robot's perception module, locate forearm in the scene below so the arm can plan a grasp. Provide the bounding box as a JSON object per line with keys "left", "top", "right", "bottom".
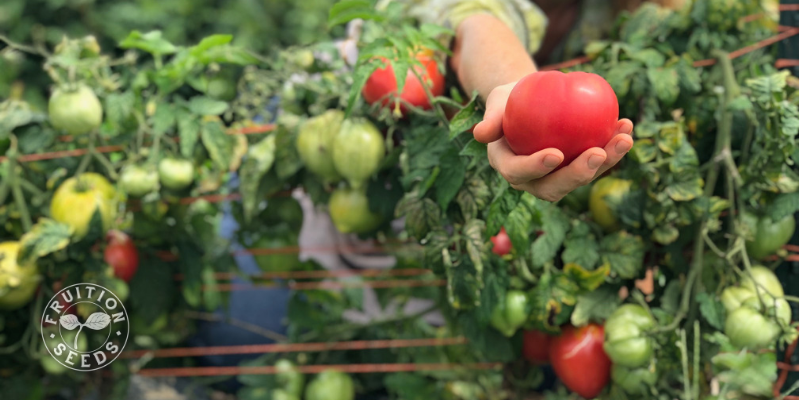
{"left": 450, "top": 13, "right": 537, "bottom": 100}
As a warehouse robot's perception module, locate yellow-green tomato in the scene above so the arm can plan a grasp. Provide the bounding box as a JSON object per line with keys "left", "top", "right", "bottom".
{"left": 51, "top": 173, "right": 118, "bottom": 237}
{"left": 0, "top": 242, "right": 40, "bottom": 310}
{"left": 328, "top": 187, "right": 382, "bottom": 234}
{"left": 589, "top": 177, "right": 632, "bottom": 233}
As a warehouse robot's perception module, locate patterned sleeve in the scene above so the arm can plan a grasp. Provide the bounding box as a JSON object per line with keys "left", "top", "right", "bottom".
{"left": 398, "top": 0, "right": 549, "bottom": 55}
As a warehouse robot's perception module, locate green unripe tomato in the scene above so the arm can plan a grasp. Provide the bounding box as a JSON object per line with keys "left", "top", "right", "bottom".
{"left": 332, "top": 118, "right": 385, "bottom": 189}
{"left": 48, "top": 84, "right": 103, "bottom": 135}
{"left": 490, "top": 290, "right": 529, "bottom": 337}
{"left": 158, "top": 158, "right": 195, "bottom": 190}
{"left": 603, "top": 304, "right": 655, "bottom": 368}
{"left": 305, "top": 370, "right": 355, "bottom": 400}
{"left": 725, "top": 306, "right": 782, "bottom": 349}
{"left": 119, "top": 164, "right": 159, "bottom": 197}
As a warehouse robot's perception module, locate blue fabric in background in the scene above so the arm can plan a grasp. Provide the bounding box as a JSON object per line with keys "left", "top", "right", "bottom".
{"left": 185, "top": 98, "right": 290, "bottom": 392}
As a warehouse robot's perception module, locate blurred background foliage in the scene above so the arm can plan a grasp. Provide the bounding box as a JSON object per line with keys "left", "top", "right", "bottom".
{"left": 0, "top": 0, "right": 341, "bottom": 108}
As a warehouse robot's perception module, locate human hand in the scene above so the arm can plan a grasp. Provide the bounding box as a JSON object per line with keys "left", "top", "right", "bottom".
{"left": 473, "top": 82, "right": 634, "bottom": 202}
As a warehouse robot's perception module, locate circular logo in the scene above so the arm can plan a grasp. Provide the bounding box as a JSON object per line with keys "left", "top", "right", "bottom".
{"left": 41, "top": 283, "right": 129, "bottom": 371}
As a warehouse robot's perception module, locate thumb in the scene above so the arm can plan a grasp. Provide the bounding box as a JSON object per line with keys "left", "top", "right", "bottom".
{"left": 473, "top": 84, "right": 513, "bottom": 144}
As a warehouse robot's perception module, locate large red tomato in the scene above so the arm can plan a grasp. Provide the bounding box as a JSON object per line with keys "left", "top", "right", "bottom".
{"left": 549, "top": 324, "right": 611, "bottom": 398}
{"left": 490, "top": 227, "right": 512, "bottom": 256}
{"left": 362, "top": 52, "right": 445, "bottom": 114}
{"left": 104, "top": 230, "right": 139, "bottom": 282}
{"left": 503, "top": 71, "right": 619, "bottom": 170}
{"left": 522, "top": 329, "right": 551, "bottom": 364}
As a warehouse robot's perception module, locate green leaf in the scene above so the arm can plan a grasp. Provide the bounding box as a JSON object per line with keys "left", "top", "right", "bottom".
{"left": 599, "top": 232, "right": 645, "bottom": 279}
{"left": 696, "top": 292, "right": 725, "bottom": 330}
{"left": 561, "top": 221, "right": 600, "bottom": 270}
{"left": 459, "top": 139, "right": 487, "bottom": 158}
{"left": 666, "top": 177, "right": 704, "bottom": 201}
{"left": 448, "top": 98, "right": 483, "bottom": 139}
{"left": 18, "top": 219, "right": 72, "bottom": 266}
{"left": 531, "top": 205, "right": 569, "bottom": 268}
{"left": 177, "top": 109, "right": 200, "bottom": 158}
{"left": 486, "top": 187, "right": 522, "bottom": 236}
{"left": 189, "top": 34, "right": 233, "bottom": 57}
{"left": 273, "top": 127, "right": 303, "bottom": 179}
{"left": 119, "top": 30, "right": 178, "bottom": 55}
{"left": 570, "top": 287, "right": 620, "bottom": 326}
{"left": 669, "top": 140, "right": 699, "bottom": 174}
{"left": 328, "top": 0, "right": 384, "bottom": 27}
{"left": 435, "top": 146, "right": 467, "bottom": 210}
{"left": 200, "top": 120, "right": 236, "bottom": 171}
{"left": 202, "top": 265, "right": 221, "bottom": 312}
{"left": 652, "top": 224, "right": 679, "bottom": 245}
{"left": 727, "top": 96, "right": 753, "bottom": 111}
{"left": 463, "top": 219, "right": 486, "bottom": 279}
{"left": 456, "top": 174, "right": 491, "bottom": 220}
{"left": 505, "top": 200, "right": 533, "bottom": 257}
{"left": 647, "top": 67, "right": 680, "bottom": 104}
{"left": 129, "top": 256, "right": 176, "bottom": 323}
{"left": 240, "top": 135, "right": 276, "bottom": 221}
{"left": 767, "top": 192, "right": 800, "bottom": 221}
{"left": 103, "top": 91, "right": 135, "bottom": 129}
{"left": 395, "top": 193, "right": 440, "bottom": 239}
{"left": 563, "top": 263, "right": 610, "bottom": 291}
{"left": 198, "top": 46, "right": 260, "bottom": 65}
{"left": 188, "top": 96, "right": 229, "bottom": 116}
{"left": 604, "top": 62, "right": 641, "bottom": 97}
{"left": 629, "top": 48, "right": 665, "bottom": 68}
{"left": 151, "top": 103, "right": 176, "bottom": 136}
{"left": 345, "top": 61, "right": 380, "bottom": 116}
{"left": 445, "top": 254, "right": 480, "bottom": 309}
{"left": 630, "top": 138, "right": 657, "bottom": 164}
{"left": 676, "top": 58, "right": 701, "bottom": 93}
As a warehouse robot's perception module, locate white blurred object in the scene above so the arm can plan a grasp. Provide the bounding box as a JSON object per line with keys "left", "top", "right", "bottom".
{"left": 294, "top": 188, "right": 444, "bottom": 326}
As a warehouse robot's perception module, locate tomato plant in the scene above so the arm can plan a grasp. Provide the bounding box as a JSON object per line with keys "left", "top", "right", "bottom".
{"left": 296, "top": 110, "right": 345, "bottom": 183}
{"left": 503, "top": 71, "right": 618, "bottom": 169}
{"left": 104, "top": 230, "right": 139, "bottom": 282}
{"left": 549, "top": 324, "right": 611, "bottom": 398}
{"left": 362, "top": 52, "right": 444, "bottom": 115}
{"left": 50, "top": 173, "right": 118, "bottom": 238}
{"left": 48, "top": 84, "right": 103, "bottom": 135}
{"left": 721, "top": 266, "right": 792, "bottom": 349}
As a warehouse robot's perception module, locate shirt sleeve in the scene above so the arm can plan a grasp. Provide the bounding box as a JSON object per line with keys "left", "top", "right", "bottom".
{"left": 399, "top": 0, "right": 548, "bottom": 55}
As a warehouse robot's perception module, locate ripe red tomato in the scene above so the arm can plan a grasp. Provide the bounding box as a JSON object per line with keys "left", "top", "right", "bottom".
{"left": 549, "top": 324, "right": 611, "bottom": 398}
{"left": 490, "top": 227, "right": 512, "bottom": 256}
{"left": 362, "top": 52, "right": 445, "bottom": 115}
{"left": 104, "top": 230, "right": 139, "bottom": 282}
{"left": 522, "top": 329, "right": 551, "bottom": 364}
{"left": 503, "top": 71, "right": 619, "bottom": 170}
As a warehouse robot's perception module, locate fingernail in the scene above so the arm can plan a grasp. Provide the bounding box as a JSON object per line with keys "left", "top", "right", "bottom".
{"left": 588, "top": 154, "right": 604, "bottom": 169}
{"left": 543, "top": 155, "right": 561, "bottom": 168}
{"left": 615, "top": 140, "right": 632, "bottom": 155}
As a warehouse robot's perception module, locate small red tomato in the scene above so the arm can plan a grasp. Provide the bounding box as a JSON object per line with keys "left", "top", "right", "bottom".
{"left": 549, "top": 324, "right": 611, "bottom": 398}
{"left": 523, "top": 329, "right": 551, "bottom": 364}
{"left": 490, "top": 227, "right": 512, "bottom": 256}
{"left": 104, "top": 230, "right": 139, "bottom": 282}
{"left": 503, "top": 71, "right": 619, "bottom": 170}
{"left": 362, "top": 52, "right": 445, "bottom": 115}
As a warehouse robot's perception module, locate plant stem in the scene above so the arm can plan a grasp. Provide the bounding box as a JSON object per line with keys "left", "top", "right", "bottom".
{"left": 692, "top": 320, "right": 700, "bottom": 399}
{"left": 680, "top": 328, "right": 692, "bottom": 400}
